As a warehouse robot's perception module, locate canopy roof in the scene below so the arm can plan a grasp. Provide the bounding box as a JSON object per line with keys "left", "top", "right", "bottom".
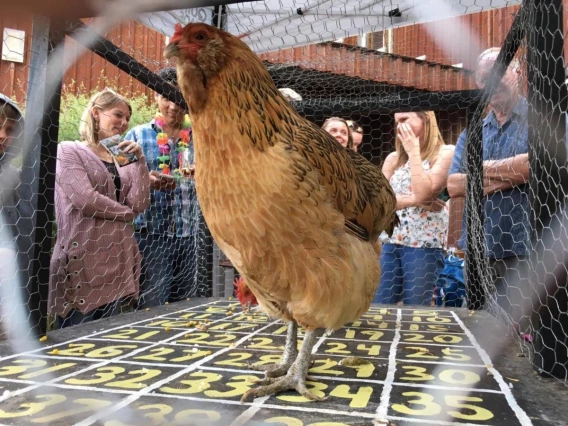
{"left": 137, "top": 0, "right": 521, "bottom": 53}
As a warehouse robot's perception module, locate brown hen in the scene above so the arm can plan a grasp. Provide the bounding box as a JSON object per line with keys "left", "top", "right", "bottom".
{"left": 165, "top": 22, "right": 398, "bottom": 402}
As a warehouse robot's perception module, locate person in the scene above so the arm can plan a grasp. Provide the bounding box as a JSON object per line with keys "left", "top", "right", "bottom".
{"left": 0, "top": 94, "right": 32, "bottom": 337}
{"left": 375, "top": 111, "right": 455, "bottom": 305}
{"left": 447, "top": 47, "right": 529, "bottom": 320}
{"left": 0, "top": 93, "right": 26, "bottom": 252}
{"left": 126, "top": 67, "right": 200, "bottom": 308}
{"left": 349, "top": 121, "right": 363, "bottom": 152}
{"left": 322, "top": 117, "right": 353, "bottom": 149}
{"left": 49, "top": 88, "right": 150, "bottom": 328}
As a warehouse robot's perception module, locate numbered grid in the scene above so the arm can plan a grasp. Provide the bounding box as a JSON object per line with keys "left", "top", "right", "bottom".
{"left": 0, "top": 302, "right": 532, "bottom": 425}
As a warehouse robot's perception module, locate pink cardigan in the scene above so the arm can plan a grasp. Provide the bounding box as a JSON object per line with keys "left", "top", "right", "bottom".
{"left": 49, "top": 141, "right": 150, "bottom": 316}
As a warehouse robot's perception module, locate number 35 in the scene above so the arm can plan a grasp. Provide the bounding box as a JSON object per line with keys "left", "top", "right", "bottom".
{"left": 392, "top": 392, "right": 494, "bottom": 421}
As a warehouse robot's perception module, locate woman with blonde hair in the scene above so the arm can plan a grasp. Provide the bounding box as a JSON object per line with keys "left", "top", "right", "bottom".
{"left": 49, "top": 88, "right": 150, "bottom": 328}
{"left": 322, "top": 117, "right": 353, "bottom": 150}
{"left": 375, "top": 111, "right": 455, "bottom": 305}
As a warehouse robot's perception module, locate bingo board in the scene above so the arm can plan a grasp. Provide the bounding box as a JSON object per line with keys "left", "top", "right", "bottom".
{"left": 0, "top": 299, "right": 534, "bottom": 425}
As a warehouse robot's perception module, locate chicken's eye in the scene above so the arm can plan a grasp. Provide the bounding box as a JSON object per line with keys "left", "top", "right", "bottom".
{"left": 195, "top": 32, "right": 207, "bottom": 42}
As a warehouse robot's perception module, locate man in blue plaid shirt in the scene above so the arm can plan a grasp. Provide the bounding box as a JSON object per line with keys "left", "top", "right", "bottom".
{"left": 125, "top": 67, "right": 200, "bottom": 308}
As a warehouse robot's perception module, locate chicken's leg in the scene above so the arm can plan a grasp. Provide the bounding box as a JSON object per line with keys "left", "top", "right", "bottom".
{"left": 241, "top": 329, "right": 327, "bottom": 403}
{"left": 248, "top": 321, "right": 298, "bottom": 379}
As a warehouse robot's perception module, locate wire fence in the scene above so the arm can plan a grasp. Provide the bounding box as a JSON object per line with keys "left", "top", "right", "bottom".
{"left": 0, "top": 0, "right": 567, "bottom": 383}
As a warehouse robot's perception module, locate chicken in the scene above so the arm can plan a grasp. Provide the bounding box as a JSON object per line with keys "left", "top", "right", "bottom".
{"left": 165, "top": 22, "right": 398, "bottom": 402}
{"left": 234, "top": 276, "right": 258, "bottom": 311}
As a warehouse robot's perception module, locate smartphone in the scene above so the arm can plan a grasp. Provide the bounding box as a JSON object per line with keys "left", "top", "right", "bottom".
{"left": 100, "top": 134, "right": 138, "bottom": 167}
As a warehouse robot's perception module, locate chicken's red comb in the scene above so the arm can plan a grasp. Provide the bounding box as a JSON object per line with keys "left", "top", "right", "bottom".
{"left": 234, "top": 276, "right": 245, "bottom": 287}
{"left": 173, "top": 23, "right": 184, "bottom": 39}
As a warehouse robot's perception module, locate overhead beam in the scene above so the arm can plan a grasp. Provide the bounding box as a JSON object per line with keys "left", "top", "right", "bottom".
{"left": 5, "top": 0, "right": 251, "bottom": 20}
{"left": 67, "top": 21, "right": 188, "bottom": 111}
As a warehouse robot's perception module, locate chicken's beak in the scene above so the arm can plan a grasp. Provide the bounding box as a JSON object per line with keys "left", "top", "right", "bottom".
{"left": 164, "top": 42, "right": 180, "bottom": 59}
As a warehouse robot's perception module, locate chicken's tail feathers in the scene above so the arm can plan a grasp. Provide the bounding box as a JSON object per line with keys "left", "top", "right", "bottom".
{"left": 385, "top": 212, "right": 400, "bottom": 238}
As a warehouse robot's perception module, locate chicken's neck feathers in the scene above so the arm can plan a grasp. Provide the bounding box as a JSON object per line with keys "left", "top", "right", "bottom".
{"left": 188, "top": 55, "right": 301, "bottom": 155}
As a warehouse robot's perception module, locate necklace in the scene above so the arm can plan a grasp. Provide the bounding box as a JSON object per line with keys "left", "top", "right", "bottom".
{"left": 154, "top": 112, "right": 192, "bottom": 176}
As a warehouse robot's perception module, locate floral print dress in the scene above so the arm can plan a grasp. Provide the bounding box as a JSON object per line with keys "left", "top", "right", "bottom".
{"left": 382, "top": 160, "right": 449, "bottom": 249}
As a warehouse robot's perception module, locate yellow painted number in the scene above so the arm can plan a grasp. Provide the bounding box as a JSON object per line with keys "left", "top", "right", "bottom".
{"left": 325, "top": 342, "right": 350, "bottom": 354}
{"left": 0, "top": 359, "right": 76, "bottom": 379}
{"left": 160, "top": 372, "right": 222, "bottom": 394}
{"left": 412, "top": 316, "right": 452, "bottom": 324}
{"left": 446, "top": 395, "right": 494, "bottom": 421}
{"left": 309, "top": 359, "right": 343, "bottom": 376}
{"left": 53, "top": 343, "right": 95, "bottom": 356}
{"left": 0, "top": 359, "right": 46, "bottom": 377}
{"left": 136, "top": 404, "right": 173, "bottom": 424}
{"left": 442, "top": 348, "right": 471, "bottom": 362}
{"left": 360, "top": 331, "right": 384, "bottom": 341}
{"left": 391, "top": 392, "right": 442, "bottom": 416}
{"left": 66, "top": 366, "right": 124, "bottom": 386}
{"left": 257, "top": 354, "right": 284, "bottom": 365}
{"left": 146, "top": 319, "right": 187, "bottom": 327}
{"left": 403, "top": 334, "right": 463, "bottom": 344}
{"left": 356, "top": 344, "right": 381, "bottom": 356}
{"left": 0, "top": 394, "right": 65, "bottom": 419}
{"left": 247, "top": 337, "right": 280, "bottom": 350}
{"left": 439, "top": 369, "right": 480, "bottom": 385}
{"left": 404, "top": 346, "right": 438, "bottom": 360}
{"left": 170, "top": 350, "right": 213, "bottom": 363}
{"left": 214, "top": 352, "right": 252, "bottom": 367}
{"left": 277, "top": 381, "right": 327, "bottom": 403}
{"left": 101, "top": 329, "right": 161, "bottom": 341}
{"left": 329, "top": 384, "right": 373, "bottom": 408}
{"left": 31, "top": 398, "right": 112, "bottom": 423}
{"left": 210, "top": 323, "right": 256, "bottom": 332}
{"left": 399, "top": 366, "right": 435, "bottom": 382}
{"left": 178, "top": 333, "right": 236, "bottom": 347}
{"left": 206, "top": 374, "right": 258, "bottom": 398}
{"left": 133, "top": 348, "right": 176, "bottom": 362}
{"left": 87, "top": 345, "right": 139, "bottom": 358}
{"left": 174, "top": 409, "right": 222, "bottom": 424}
{"left": 106, "top": 369, "right": 162, "bottom": 389}
{"left": 365, "top": 321, "right": 388, "bottom": 328}
{"left": 392, "top": 393, "right": 494, "bottom": 421}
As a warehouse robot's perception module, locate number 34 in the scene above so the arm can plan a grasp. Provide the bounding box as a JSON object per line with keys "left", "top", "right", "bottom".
{"left": 392, "top": 392, "right": 494, "bottom": 421}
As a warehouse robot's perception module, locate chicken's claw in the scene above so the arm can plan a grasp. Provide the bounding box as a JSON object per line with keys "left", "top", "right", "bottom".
{"left": 249, "top": 376, "right": 277, "bottom": 386}
{"left": 241, "top": 327, "right": 324, "bottom": 403}
{"left": 247, "top": 362, "right": 290, "bottom": 378}
{"left": 240, "top": 373, "right": 328, "bottom": 403}
{"left": 247, "top": 321, "right": 299, "bottom": 379}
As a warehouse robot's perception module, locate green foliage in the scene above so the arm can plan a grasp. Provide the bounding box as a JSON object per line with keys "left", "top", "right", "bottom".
{"left": 57, "top": 81, "right": 155, "bottom": 142}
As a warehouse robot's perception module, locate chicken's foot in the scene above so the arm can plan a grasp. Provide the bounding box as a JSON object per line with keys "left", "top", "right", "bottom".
{"left": 248, "top": 321, "right": 298, "bottom": 379}
{"left": 241, "top": 329, "right": 328, "bottom": 403}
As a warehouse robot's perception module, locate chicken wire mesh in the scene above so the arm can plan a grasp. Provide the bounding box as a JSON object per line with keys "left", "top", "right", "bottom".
{"left": 0, "top": 0, "right": 567, "bottom": 385}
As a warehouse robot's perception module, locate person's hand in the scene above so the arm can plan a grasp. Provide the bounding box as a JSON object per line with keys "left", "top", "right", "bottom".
{"left": 118, "top": 140, "right": 143, "bottom": 159}
{"left": 397, "top": 123, "right": 420, "bottom": 155}
{"left": 149, "top": 170, "right": 176, "bottom": 190}
{"left": 418, "top": 198, "right": 446, "bottom": 212}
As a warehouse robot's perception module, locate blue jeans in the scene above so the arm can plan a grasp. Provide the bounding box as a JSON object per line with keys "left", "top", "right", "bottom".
{"left": 57, "top": 300, "right": 120, "bottom": 329}
{"left": 374, "top": 244, "right": 445, "bottom": 305}
{"left": 135, "top": 233, "right": 196, "bottom": 308}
